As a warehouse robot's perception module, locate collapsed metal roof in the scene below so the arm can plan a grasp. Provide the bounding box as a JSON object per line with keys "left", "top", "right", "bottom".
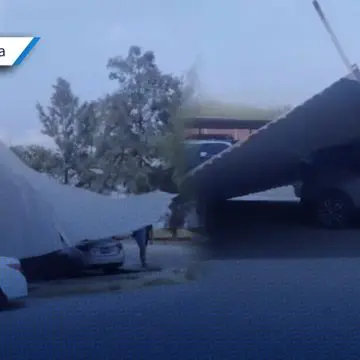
{"left": 0, "top": 141, "right": 174, "bottom": 259}
{"left": 180, "top": 77, "right": 360, "bottom": 201}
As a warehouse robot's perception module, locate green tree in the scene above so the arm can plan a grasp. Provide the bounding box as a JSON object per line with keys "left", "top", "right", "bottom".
{"left": 35, "top": 77, "right": 101, "bottom": 187}
{"left": 105, "top": 45, "right": 186, "bottom": 193}
{"left": 11, "top": 144, "right": 63, "bottom": 180}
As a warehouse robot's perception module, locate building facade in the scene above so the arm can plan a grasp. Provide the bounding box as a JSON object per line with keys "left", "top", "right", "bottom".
{"left": 185, "top": 127, "right": 252, "bottom": 141}
{"left": 184, "top": 117, "right": 270, "bottom": 141}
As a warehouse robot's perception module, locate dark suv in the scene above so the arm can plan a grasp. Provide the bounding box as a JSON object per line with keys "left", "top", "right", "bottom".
{"left": 295, "top": 141, "right": 360, "bottom": 228}
{"left": 154, "top": 138, "right": 234, "bottom": 194}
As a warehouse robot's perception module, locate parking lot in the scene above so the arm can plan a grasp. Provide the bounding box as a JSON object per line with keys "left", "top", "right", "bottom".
{"left": 122, "top": 186, "right": 360, "bottom": 266}
{"left": 206, "top": 186, "right": 360, "bottom": 260}
{"left": 123, "top": 239, "right": 198, "bottom": 269}
{"left": 21, "top": 185, "right": 360, "bottom": 303}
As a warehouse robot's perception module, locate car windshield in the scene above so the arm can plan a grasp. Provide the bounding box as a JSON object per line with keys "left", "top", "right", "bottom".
{"left": 184, "top": 143, "right": 202, "bottom": 170}
{"left": 200, "top": 142, "right": 230, "bottom": 156}
{"left": 183, "top": 142, "right": 231, "bottom": 171}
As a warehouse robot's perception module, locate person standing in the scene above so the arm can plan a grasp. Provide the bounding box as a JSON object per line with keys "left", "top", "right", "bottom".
{"left": 132, "top": 226, "right": 149, "bottom": 268}
{"left": 168, "top": 194, "right": 193, "bottom": 238}
{"left": 168, "top": 201, "right": 185, "bottom": 239}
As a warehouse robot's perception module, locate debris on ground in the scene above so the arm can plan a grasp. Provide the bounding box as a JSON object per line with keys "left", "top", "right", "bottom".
{"left": 28, "top": 264, "right": 202, "bottom": 299}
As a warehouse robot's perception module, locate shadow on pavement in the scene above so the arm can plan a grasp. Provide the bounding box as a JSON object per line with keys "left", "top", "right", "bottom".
{"left": 0, "top": 300, "right": 26, "bottom": 312}
{"left": 82, "top": 265, "right": 162, "bottom": 278}
{"left": 203, "top": 200, "right": 360, "bottom": 259}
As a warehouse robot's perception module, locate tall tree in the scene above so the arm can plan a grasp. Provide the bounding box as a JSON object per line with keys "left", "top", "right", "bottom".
{"left": 36, "top": 77, "right": 100, "bottom": 186}
{"left": 14, "top": 47, "right": 194, "bottom": 196}
{"left": 106, "top": 46, "right": 186, "bottom": 193}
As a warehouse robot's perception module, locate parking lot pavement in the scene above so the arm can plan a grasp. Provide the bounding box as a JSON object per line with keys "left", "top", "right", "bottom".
{"left": 118, "top": 185, "right": 360, "bottom": 267}
{"left": 7, "top": 256, "right": 360, "bottom": 359}
{"left": 25, "top": 240, "right": 200, "bottom": 298}
{"left": 206, "top": 187, "right": 360, "bottom": 260}
{"left": 121, "top": 239, "right": 198, "bottom": 270}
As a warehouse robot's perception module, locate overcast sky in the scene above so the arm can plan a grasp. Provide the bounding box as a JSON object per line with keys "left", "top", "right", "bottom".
{"left": 0, "top": 0, "right": 359, "bottom": 145}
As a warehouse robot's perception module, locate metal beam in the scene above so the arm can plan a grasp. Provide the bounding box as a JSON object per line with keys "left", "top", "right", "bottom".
{"left": 184, "top": 117, "right": 270, "bottom": 130}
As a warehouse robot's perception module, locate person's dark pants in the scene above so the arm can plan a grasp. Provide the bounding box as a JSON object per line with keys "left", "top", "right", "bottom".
{"left": 139, "top": 245, "right": 146, "bottom": 267}
{"left": 170, "top": 227, "right": 177, "bottom": 238}
{"left": 133, "top": 227, "right": 148, "bottom": 267}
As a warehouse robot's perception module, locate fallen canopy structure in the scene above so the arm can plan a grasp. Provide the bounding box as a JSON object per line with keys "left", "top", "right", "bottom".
{"left": 0, "top": 155, "right": 62, "bottom": 259}
{"left": 180, "top": 77, "right": 360, "bottom": 201}
{"left": 0, "top": 141, "right": 174, "bottom": 260}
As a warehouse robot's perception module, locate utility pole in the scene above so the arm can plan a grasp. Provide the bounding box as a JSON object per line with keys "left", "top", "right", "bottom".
{"left": 312, "top": 0, "right": 360, "bottom": 80}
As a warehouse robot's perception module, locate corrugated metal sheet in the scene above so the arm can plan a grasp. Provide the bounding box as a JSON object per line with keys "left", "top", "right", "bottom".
{"left": 181, "top": 77, "right": 360, "bottom": 200}
{"left": 0, "top": 141, "right": 174, "bottom": 259}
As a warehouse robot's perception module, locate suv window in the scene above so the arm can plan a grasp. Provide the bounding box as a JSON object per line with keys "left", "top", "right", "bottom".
{"left": 184, "top": 142, "right": 231, "bottom": 171}
{"left": 305, "top": 143, "right": 360, "bottom": 179}
{"left": 184, "top": 144, "right": 202, "bottom": 171}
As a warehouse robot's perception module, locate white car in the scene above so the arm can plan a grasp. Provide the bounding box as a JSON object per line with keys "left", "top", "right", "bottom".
{"left": 76, "top": 237, "right": 126, "bottom": 274}
{"left": 0, "top": 257, "right": 28, "bottom": 308}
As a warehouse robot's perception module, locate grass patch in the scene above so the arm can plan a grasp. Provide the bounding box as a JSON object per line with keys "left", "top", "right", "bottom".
{"left": 184, "top": 264, "right": 202, "bottom": 281}
{"left": 121, "top": 274, "right": 142, "bottom": 281}
{"left": 153, "top": 228, "right": 194, "bottom": 240}
{"left": 142, "top": 278, "right": 181, "bottom": 287}
{"left": 107, "top": 284, "right": 123, "bottom": 291}
{"left": 29, "top": 266, "right": 200, "bottom": 299}
{"left": 31, "top": 284, "right": 122, "bottom": 299}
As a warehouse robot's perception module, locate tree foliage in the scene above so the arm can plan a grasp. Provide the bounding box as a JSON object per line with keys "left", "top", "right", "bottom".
{"left": 102, "top": 45, "right": 186, "bottom": 193}
{"left": 34, "top": 78, "right": 99, "bottom": 186}
{"left": 14, "top": 46, "right": 188, "bottom": 194}
{"left": 12, "top": 45, "right": 288, "bottom": 196}
{"left": 11, "top": 144, "right": 63, "bottom": 180}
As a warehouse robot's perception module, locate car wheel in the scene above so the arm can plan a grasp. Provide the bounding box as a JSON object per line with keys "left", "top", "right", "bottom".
{"left": 314, "top": 190, "right": 355, "bottom": 229}
{"left": 0, "top": 289, "right": 8, "bottom": 309}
